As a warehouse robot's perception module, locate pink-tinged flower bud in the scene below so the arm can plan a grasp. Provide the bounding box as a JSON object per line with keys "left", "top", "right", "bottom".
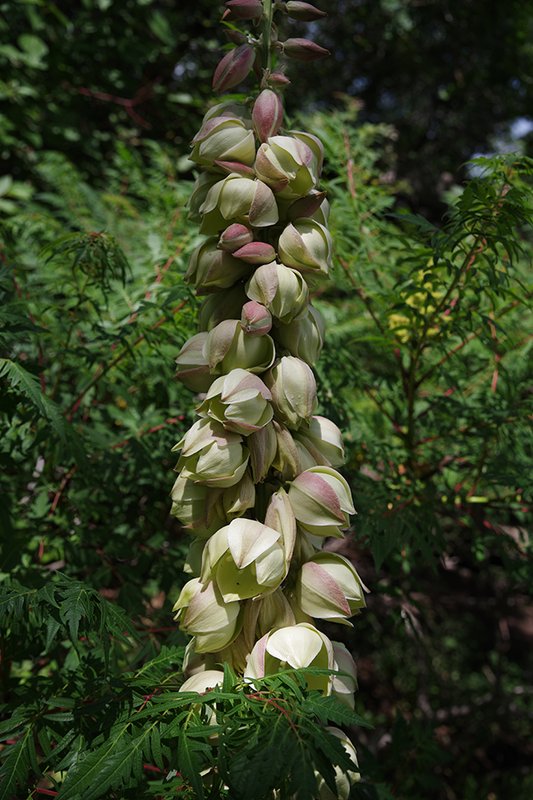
{"left": 205, "top": 319, "right": 276, "bottom": 375}
{"left": 198, "top": 285, "right": 247, "bottom": 331}
{"left": 200, "top": 518, "right": 287, "bottom": 602}
{"left": 170, "top": 471, "right": 225, "bottom": 537}
{"left": 174, "top": 418, "right": 249, "bottom": 487}
{"left": 317, "top": 728, "right": 360, "bottom": 799}
{"left": 214, "top": 160, "right": 256, "bottom": 177}
{"left": 295, "top": 551, "right": 366, "bottom": 624}
{"left": 274, "top": 304, "right": 325, "bottom": 365}
{"left": 294, "top": 414, "right": 345, "bottom": 467}
{"left": 246, "top": 261, "right": 309, "bottom": 323}
{"left": 191, "top": 115, "right": 255, "bottom": 169}
{"left": 218, "top": 223, "right": 254, "bottom": 252}
{"left": 278, "top": 218, "right": 332, "bottom": 276}
{"left": 173, "top": 577, "right": 241, "bottom": 653}
{"left": 252, "top": 89, "right": 284, "bottom": 143}
{"left": 212, "top": 44, "right": 256, "bottom": 93}
{"left": 222, "top": 470, "right": 256, "bottom": 520}
{"left": 288, "top": 465, "right": 355, "bottom": 537}
{"left": 225, "top": 29, "right": 248, "bottom": 46}
{"left": 264, "top": 355, "right": 317, "bottom": 429}
{"left": 175, "top": 332, "right": 213, "bottom": 393}
{"left": 286, "top": 190, "right": 326, "bottom": 221}
{"left": 233, "top": 241, "right": 276, "bottom": 265}
{"left": 247, "top": 422, "right": 277, "bottom": 482}
{"left": 223, "top": 0, "right": 263, "bottom": 21}
{"left": 185, "top": 238, "right": 251, "bottom": 292}
{"left": 282, "top": 38, "right": 330, "bottom": 62}
{"left": 200, "top": 175, "right": 278, "bottom": 235}
{"left": 268, "top": 71, "right": 291, "bottom": 87}
{"left": 331, "top": 641, "right": 358, "bottom": 708}
{"left": 244, "top": 623, "right": 334, "bottom": 694}
{"left": 241, "top": 300, "right": 273, "bottom": 336}
{"left": 255, "top": 589, "right": 296, "bottom": 638}
{"left": 285, "top": 1, "right": 327, "bottom": 21}
{"left": 197, "top": 368, "right": 273, "bottom": 435}
{"left": 264, "top": 487, "right": 297, "bottom": 564}
{"left": 255, "top": 135, "right": 319, "bottom": 199}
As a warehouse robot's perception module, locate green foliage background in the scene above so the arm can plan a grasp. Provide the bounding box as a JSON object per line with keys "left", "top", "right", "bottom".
{"left": 1, "top": 2, "right": 532, "bottom": 799}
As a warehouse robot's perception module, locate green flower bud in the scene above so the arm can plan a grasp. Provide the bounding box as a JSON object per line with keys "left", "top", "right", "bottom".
{"left": 200, "top": 174, "right": 279, "bottom": 234}
{"left": 200, "top": 518, "right": 288, "bottom": 601}
{"left": 191, "top": 115, "right": 255, "bottom": 170}
{"left": 264, "top": 487, "right": 297, "bottom": 564}
{"left": 244, "top": 622, "right": 334, "bottom": 694}
{"left": 173, "top": 577, "right": 241, "bottom": 653}
{"left": 185, "top": 238, "right": 251, "bottom": 292}
{"left": 175, "top": 332, "right": 213, "bottom": 393}
{"left": 246, "top": 262, "right": 309, "bottom": 323}
{"left": 254, "top": 135, "right": 319, "bottom": 199}
{"left": 294, "top": 415, "right": 345, "bottom": 467}
{"left": 170, "top": 471, "right": 225, "bottom": 536}
{"left": 198, "top": 285, "right": 248, "bottom": 332}
{"left": 278, "top": 218, "right": 333, "bottom": 276}
{"left": 188, "top": 172, "right": 221, "bottom": 223}
{"left": 291, "top": 130, "right": 324, "bottom": 177}
{"left": 221, "top": 470, "right": 256, "bottom": 520}
{"left": 247, "top": 422, "right": 278, "bottom": 482}
{"left": 264, "top": 356, "right": 317, "bottom": 429}
{"left": 255, "top": 589, "right": 296, "bottom": 637}
{"left": 288, "top": 466, "right": 355, "bottom": 537}
{"left": 274, "top": 304, "right": 325, "bottom": 364}
{"left": 205, "top": 319, "right": 276, "bottom": 374}
{"left": 174, "top": 418, "right": 249, "bottom": 488}
{"left": 295, "top": 551, "right": 366, "bottom": 624}
{"left": 271, "top": 420, "right": 315, "bottom": 481}
{"left": 197, "top": 368, "right": 273, "bottom": 435}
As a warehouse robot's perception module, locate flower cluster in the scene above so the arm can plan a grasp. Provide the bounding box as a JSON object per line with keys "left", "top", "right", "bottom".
{"left": 171, "top": 2, "right": 364, "bottom": 795}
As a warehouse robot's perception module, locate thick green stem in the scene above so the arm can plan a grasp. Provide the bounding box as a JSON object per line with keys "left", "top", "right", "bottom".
{"left": 261, "top": 0, "right": 274, "bottom": 73}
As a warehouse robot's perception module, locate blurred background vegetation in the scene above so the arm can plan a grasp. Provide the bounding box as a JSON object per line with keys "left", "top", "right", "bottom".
{"left": 1, "top": 1, "right": 532, "bottom": 799}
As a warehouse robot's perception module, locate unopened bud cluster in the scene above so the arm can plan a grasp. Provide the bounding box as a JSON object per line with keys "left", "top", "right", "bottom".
{"left": 171, "top": 2, "right": 363, "bottom": 795}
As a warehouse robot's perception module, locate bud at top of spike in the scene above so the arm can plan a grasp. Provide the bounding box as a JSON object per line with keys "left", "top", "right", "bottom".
{"left": 223, "top": 0, "right": 264, "bottom": 20}
{"left": 213, "top": 44, "right": 256, "bottom": 93}
{"left": 252, "top": 89, "right": 284, "bottom": 143}
{"left": 282, "top": 38, "right": 330, "bottom": 62}
{"left": 285, "top": 2, "right": 327, "bottom": 21}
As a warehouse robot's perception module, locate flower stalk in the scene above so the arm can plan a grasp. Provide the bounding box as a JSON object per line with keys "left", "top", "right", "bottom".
{"left": 171, "top": 2, "right": 364, "bottom": 794}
